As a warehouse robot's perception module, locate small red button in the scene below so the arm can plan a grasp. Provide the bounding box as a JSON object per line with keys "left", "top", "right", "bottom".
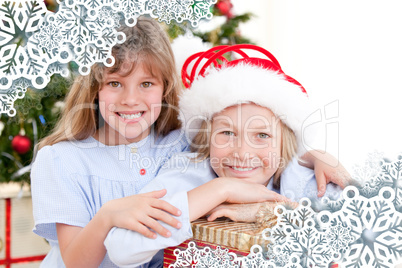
{"left": 140, "top": 169, "right": 146, "bottom": 175}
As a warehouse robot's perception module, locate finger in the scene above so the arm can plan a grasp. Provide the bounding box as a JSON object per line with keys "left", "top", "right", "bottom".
{"left": 265, "top": 190, "right": 290, "bottom": 202}
{"left": 334, "top": 170, "right": 353, "bottom": 188}
{"left": 130, "top": 221, "right": 158, "bottom": 239}
{"left": 315, "top": 172, "right": 327, "bottom": 197}
{"left": 140, "top": 217, "right": 172, "bottom": 238}
{"left": 208, "top": 204, "right": 229, "bottom": 214}
{"left": 207, "top": 213, "right": 218, "bottom": 222}
{"left": 149, "top": 208, "right": 182, "bottom": 230}
{"left": 207, "top": 209, "right": 228, "bottom": 222}
{"left": 152, "top": 199, "right": 182, "bottom": 217}
{"left": 141, "top": 189, "right": 167, "bottom": 199}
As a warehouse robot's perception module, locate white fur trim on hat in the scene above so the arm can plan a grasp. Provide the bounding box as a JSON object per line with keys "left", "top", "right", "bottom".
{"left": 179, "top": 63, "right": 317, "bottom": 156}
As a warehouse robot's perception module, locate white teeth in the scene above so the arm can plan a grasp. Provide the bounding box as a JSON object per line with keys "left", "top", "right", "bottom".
{"left": 119, "top": 112, "right": 142, "bottom": 119}
{"left": 232, "top": 167, "right": 254, "bottom": 171}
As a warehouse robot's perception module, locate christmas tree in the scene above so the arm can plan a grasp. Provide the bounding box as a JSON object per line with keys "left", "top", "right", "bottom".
{"left": 166, "top": 0, "right": 253, "bottom": 46}
{"left": 0, "top": 0, "right": 253, "bottom": 184}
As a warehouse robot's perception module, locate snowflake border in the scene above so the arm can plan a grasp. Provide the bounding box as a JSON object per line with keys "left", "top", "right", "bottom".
{"left": 171, "top": 155, "right": 402, "bottom": 268}
{"left": 0, "top": 0, "right": 217, "bottom": 116}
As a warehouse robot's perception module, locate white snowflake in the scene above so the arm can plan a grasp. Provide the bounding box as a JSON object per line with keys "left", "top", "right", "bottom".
{"left": 195, "top": 246, "right": 234, "bottom": 267}
{"left": 169, "top": 155, "right": 402, "bottom": 267}
{"left": 170, "top": 242, "right": 276, "bottom": 267}
{"left": 170, "top": 241, "right": 204, "bottom": 267}
{"left": 0, "top": 0, "right": 48, "bottom": 116}
{"left": 119, "top": 0, "right": 146, "bottom": 24}
{"left": 266, "top": 243, "right": 289, "bottom": 267}
{"left": 1, "top": 0, "right": 215, "bottom": 116}
{"left": 35, "top": 21, "right": 63, "bottom": 52}
{"left": 352, "top": 151, "right": 384, "bottom": 183}
{"left": 325, "top": 221, "right": 353, "bottom": 254}
{"left": 374, "top": 158, "right": 402, "bottom": 211}
{"left": 264, "top": 199, "right": 337, "bottom": 268}
{"left": 333, "top": 186, "right": 402, "bottom": 267}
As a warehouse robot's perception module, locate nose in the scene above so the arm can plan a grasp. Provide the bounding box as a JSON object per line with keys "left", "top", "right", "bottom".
{"left": 232, "top": 136, "right": 255, "bottom": 160}
{"left": 121, "top": 86, "right": 139, "bottom": 106}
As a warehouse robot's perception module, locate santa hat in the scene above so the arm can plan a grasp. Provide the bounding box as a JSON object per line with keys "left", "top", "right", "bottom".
{"left": 179, "top": 44, "right": 316, "bottom": 157}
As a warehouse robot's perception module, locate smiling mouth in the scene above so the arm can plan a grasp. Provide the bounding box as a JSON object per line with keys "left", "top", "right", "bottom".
{"left": 117, "top": 112, "right": 143, "bottom": 120}
{"left": 231, "top": 166, "right": 256, "bottom": 172}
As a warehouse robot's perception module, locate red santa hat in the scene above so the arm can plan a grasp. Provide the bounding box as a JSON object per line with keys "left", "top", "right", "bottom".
{"left": 179, "top": 44, "right": 316, "bottom": 157}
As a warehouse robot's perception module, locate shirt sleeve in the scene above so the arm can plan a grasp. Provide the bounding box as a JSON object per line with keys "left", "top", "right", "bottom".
{"left": 104, "top": 153, "right": 215, "bottom": 267}
{"left": 31, "top": 145, "right": 90, "bottom": 241}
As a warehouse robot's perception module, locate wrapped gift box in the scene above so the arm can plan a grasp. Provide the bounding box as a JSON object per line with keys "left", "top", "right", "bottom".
{"left": 190, "top": 218, "right": 267, "bottom": 251}
{"left": 163, "top": 217, "right": 340, "bottom": 268}
{"left": 163, "top": 218, "right": 268, "bottom": 267}
{"left": 0, "top": 183, "right": 50, "bottom": 268}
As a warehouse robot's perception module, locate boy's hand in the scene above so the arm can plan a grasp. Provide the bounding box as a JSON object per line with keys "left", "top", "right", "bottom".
{"left": 206, "top": 200, "right": 298, "bottom": 223}
{"left": 207, "top": 203, "right": 261, "bottom": 222}
{"left": 188, "top": 177, "right": 289, "bottom": 221}
{"left": 300, "top": 150, "right": 354, "bottom": 197}
{"left": 102, "top": 189, "right": 182, "bottom": 239}
{"left": 222, "top": 177, "right": 289, "bottom": 204}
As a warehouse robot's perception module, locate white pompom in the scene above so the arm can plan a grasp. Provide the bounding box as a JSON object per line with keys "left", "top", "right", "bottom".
{"left": 171, "top": 35, "right": 211, "bottom": 78}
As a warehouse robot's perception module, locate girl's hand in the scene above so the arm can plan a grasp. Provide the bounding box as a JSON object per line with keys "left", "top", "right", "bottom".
{"left": 101, "top": 189, "right": 182, "bottom": 239}
{"left": 56, "top": 189, "right": 181, "bottom": 268}
{"left": 300, "top": 150, "right": 354, "bottom": 197}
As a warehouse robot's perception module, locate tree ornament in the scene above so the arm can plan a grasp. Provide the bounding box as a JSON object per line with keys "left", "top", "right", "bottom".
{"left": 11, "top": 129, "right": 32, "bottom": 154}
{"left": 215, "top": 0, "right": 234, "bottom": 19}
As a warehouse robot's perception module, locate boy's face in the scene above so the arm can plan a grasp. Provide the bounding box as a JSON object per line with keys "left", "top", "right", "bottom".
{"left": 209, "top": 104, "right": 282, "bottom": 186}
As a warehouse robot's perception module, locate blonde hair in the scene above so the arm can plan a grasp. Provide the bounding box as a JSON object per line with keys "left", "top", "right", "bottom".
{"left": 38, "top": 17, "right": 181, "bottom": 150}
{"left": 190, "top": 117, "right": 297, "bottom": 189}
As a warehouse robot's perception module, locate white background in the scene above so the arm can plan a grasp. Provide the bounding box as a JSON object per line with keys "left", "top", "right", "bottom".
{"left": 218, "top": 0, "right": 402, "bottom": 173}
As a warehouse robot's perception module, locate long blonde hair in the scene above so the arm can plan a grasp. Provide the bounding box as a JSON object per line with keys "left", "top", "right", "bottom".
{"left": 38, "top": 18, "right": 181, "bottom": 150}
{"left": 190, "top": 116, "right": 297, "bottom": 189}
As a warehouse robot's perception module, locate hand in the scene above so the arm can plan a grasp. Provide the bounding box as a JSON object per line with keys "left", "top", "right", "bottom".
{"left": 222, "top": 177, "right": 290, "bottom": 204}
{"left": 300, "top": 150, "right": 354, "bottom": 197}
{"left": 207, "top": 200, "right": 298, "bottom": 223}
{"left": 187, "top": 177, "right": 289, "bottom": 221}
{"left": 101, "top": 189, "right": 182, "bottom": 239}
{"left": 207, "top": 203, "right": 261, "bottom": 222}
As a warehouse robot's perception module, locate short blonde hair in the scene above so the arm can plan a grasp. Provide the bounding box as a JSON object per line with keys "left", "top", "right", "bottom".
{"left": 190, "top": 118, "right": 297, "bottom": 189}
{"left": 38, "top": 17, "right": 181, "bottom": 150}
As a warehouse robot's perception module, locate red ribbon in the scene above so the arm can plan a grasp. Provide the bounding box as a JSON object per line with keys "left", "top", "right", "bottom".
{"left": 0, "top": 198, "right": 47, "bottom": 267}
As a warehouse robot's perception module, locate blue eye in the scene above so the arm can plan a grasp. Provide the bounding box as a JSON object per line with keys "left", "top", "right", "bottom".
{"left": 258, "top": 133, "right": 270, "bottom": 139}
{"left": 141, "top": 82, "right": 152, "bottom": 88}
{"left": 109, "top": 81, "right": 121, "bottom": 87}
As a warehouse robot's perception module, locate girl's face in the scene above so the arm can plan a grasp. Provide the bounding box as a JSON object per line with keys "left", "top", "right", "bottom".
{"left": 209, "top": 104, "right": 282, "bottom": 186}
{"left": 97, "top": 63, "right": 164, "bottom": 145}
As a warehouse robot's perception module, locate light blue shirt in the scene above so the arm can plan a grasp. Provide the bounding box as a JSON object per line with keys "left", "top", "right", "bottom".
{"left": 104, "top": 152, "right": 342, "bottom": 267}
{"left": 30, "top": 129, "right": 188, "bottom": 267}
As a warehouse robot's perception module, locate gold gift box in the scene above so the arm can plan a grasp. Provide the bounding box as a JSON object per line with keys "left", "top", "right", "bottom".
{"left": 190, "top": 217, "right": 267, "bottom": 251}
{"left": 164, "top": 217, "right": 269, "bottom": 267}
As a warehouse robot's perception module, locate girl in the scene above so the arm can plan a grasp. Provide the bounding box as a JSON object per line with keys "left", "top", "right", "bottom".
{"left": 30, "top": 20, "right": 287, "bottom": 267}
{"left": 104, "top": 44, "right": 344, "bottom": 267}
